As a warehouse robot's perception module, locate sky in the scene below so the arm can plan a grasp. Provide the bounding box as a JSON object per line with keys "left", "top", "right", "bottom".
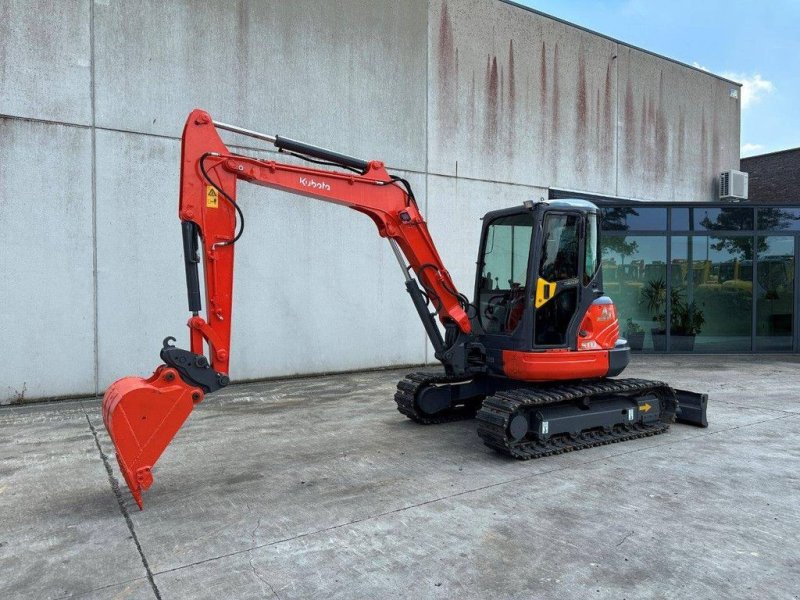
{"left": 515, "top": 0, "right": 800, "bottom": 157}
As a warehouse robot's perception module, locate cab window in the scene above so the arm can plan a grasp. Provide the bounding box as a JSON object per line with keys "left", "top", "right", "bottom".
{"left": 539, "top": 214, "right": 579, "bottom": 281}
{"left": 535, "top": 213, "right": 580, "bottom": 346}
{"left": 584, "top": 213, "right": 600, "bottom": 284}
{"left": 478, "top": 214, "right": 533, "bottom": 334}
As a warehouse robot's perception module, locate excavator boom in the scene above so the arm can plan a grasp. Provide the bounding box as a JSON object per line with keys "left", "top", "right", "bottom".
{"left": 103, "top": 109, "right": 471, "bottom": 508}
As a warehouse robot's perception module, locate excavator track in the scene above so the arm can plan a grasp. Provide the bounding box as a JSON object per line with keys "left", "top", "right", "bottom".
{"left": 476, "top": 378, "right": 677, "bottom": 459}
{"left": 394, "top": 371, "right": 481, "bottom": 424}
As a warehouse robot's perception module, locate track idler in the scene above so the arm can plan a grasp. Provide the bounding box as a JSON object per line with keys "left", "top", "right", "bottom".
{"left": 102, "top": 365, "right": 203, "bottom": 509}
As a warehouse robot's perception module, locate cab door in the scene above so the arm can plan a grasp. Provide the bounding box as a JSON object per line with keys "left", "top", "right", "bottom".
{"left": 476, "top": 212, "right": 535, "bottom": 337}
{"left": 533, "top": 211, "right": 585, "bottom": 347}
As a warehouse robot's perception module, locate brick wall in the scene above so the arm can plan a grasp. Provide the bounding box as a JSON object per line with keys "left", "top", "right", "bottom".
{"left": 741, "top": 148, "right": 800, "bottom": 204}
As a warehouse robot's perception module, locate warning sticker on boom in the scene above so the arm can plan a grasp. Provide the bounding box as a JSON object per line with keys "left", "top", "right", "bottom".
{"left": 206, "top": 186, "right": 219, "bottom": 208}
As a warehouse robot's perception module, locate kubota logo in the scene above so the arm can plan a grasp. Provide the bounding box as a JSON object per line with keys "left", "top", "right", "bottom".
{"left": 299, "top": 177, "right": 331, "bottom": 191}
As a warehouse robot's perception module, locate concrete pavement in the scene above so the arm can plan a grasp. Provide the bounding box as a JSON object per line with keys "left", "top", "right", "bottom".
{"left": 1, "top": 355, "right": 799, "bottom": 599}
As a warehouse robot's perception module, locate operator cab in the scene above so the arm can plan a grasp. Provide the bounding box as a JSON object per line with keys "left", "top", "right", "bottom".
{"left": 474, "top": 199, "right": 608, "bottom": 368}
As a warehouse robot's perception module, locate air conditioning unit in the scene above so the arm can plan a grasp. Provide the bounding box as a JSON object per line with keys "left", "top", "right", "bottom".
{"left": 719, "top": 170, "right": 748, "bottom": 200}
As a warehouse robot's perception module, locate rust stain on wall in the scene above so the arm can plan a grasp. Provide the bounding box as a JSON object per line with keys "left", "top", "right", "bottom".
{"left": 438, "top": 1, "right": 455, "bottom": 83}
{"left": 647, "top": 94, "right": 656, "bottom": 170}
{"left": 0, "top": 2, "right": 7, "bottom": 81}
{"left": 524, "top": 73, "right": 531, "bottom": 127}
{"left": 468, "top": 69, "right": 476, "bottom": 133}
{"left": 594, "top": 88, "right": 602, "bottom": 176}
{"left": 700, "top": 108, "right": 708, "bottom": 182}
{"left": 623, "top": 77, "right": 636, "bottom": 175}
{"left": 640, "top": 96, "right": 648, "bottom": 178}
{"left": 485, "top": 54, "right": 499, "bottom": 150}
{"left": 538, "top": 41, "right": 548, "bottom": 150}
{"left": 595, "top": 90, "right": 601, "bottom": 148}
{"left": 455, "top": 46, "right": 460, "bottom": 92}
{"left": 236, "top": 1, "right": 251, "bottom": 110}
{"left": 642, "top": 91, "right": 657, "bottom": 186}
{"left": 711, "top": 115, "right": 720, "bottom": 197}
{"left": 507, "top": 39, "right": 516, "bottom": 155}
{"left": 508, "top": 40, "right": 516, "bottom": 114}
{"left": 575, "top": 50, "right": 588, "bottom": 176}
{"left": 539, "top": 41, "right": 547, "bottom": 108}
{"left": 654, "top": 71, "right": 668, "bottom": 184}
{"left": 500, "top": 65, "right": 504, "bottom": 117}
{"left": 677, "top": 108, "right": 685, "bottom": 174}
{"left": 603, "top": 61, "right": 614, "bottom": 160}
{"left": 550, "top": 43, "right": 560, "bottom": 178}
{"left": 437, "top": 0, "right": 458, "bottom": 143}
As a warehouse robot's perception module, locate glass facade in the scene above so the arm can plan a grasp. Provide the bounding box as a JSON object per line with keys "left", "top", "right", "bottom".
{"left": 556, "top": 194, "right": 800, "bottom": 353}
{"left": 670, "top": 236, "right": 753, "bottom": 352}
{"left": 602, "top": 236, "right": 666, "bottom": 352}
{"left": 756, "top": 236, "right": 795, "bottom": 351}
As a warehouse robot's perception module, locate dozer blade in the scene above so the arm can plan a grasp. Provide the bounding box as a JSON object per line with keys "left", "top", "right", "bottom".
{"left": 674, "top": 388, "right": 709, "bottom": 428}
{"left": 102, "top": 365, "right": 203, "bottom": 509}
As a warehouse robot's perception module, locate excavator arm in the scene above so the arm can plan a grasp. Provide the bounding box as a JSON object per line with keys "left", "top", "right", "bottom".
{"left": 103, "top": 109, "right": 471, "bottom": 508}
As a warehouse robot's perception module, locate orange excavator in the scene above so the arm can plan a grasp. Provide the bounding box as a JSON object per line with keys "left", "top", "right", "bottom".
{"left": 103, "top": 109, "right": 708, "bottom": 508}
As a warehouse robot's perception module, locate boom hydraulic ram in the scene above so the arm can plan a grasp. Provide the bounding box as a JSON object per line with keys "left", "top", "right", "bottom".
{"left": 102, "top": 109, "right": 470, "bottom": 508}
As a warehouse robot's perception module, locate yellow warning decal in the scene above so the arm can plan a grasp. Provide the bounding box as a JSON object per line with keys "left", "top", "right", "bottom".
{"left": 639, "top": 403, "right": 652, "bottom": 413}
{"left": 206, "top": 186, "right": 219, "bottom": 208}
{"left": 535, "top": 278, "right": 557, "bottom": 308}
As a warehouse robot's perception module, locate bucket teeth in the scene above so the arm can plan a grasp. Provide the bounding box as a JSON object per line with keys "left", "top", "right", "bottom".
{"left": 102, "top": 366, "right": 203, "bottom": 509}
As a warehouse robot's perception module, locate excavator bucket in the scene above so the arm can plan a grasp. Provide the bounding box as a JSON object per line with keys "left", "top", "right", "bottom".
{"left": 102, "top": 366, "right": 203, "bottom": 509}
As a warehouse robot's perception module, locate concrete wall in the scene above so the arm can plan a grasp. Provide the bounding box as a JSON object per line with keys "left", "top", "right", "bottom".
{"left": 0, "top": 0, "right": 740, "bottom": 403}
{"left": 428, "top": 0, "right": 741, "bottom": 199}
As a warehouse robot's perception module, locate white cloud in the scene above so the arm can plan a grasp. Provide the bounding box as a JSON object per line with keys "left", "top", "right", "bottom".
{"left": 741, "top": 142, "right": 764, "bottom": 156}
{"left": 721, "top": 73, "right": 774, "bottom": 109}
{"left": 692, "top": 62, "right": 774, "bottom": 109}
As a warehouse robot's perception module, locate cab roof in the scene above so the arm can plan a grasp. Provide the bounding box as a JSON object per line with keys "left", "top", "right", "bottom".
{"left": 541, "top": 198, "right": 599, "bottom": 211}
{"left": 482, "top": 199, "right": 599, "bottom": 222}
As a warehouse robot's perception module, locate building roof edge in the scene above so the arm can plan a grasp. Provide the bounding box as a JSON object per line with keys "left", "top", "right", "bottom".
{"left": 741, "top": 147, "right": 800, "bottom": 161}
{"left": 499, "top": 0, "right": 742, "bottom": 87}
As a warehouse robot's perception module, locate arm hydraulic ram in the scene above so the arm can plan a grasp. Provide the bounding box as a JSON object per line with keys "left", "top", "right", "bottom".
{"left": 102, "top": 109, "right": 470, "bottom": 508}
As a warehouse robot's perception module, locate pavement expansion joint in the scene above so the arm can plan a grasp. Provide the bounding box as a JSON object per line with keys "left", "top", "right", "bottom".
{"left": 82, "top": 404, "right": 163, "bottom": 600}
{"left": 51, "top": 576, "right": 150, "bottom": 600}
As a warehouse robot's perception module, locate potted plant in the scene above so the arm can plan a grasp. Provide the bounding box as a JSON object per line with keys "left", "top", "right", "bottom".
{"left": 641, "top": 278, "right": 668, "bottom": 350}
{"left": 624, "top": 318, "right": 645, "bottom": 351}
{"left": 640, "top": 279, "right": 705, "bottom": 351}
{"left": 670, "top": 299, "right": 705, "bottom": 351}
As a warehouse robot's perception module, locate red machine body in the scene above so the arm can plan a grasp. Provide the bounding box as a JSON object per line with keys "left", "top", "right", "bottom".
{"left": 102, "top": 109, "right": 634, "bottom": 508}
